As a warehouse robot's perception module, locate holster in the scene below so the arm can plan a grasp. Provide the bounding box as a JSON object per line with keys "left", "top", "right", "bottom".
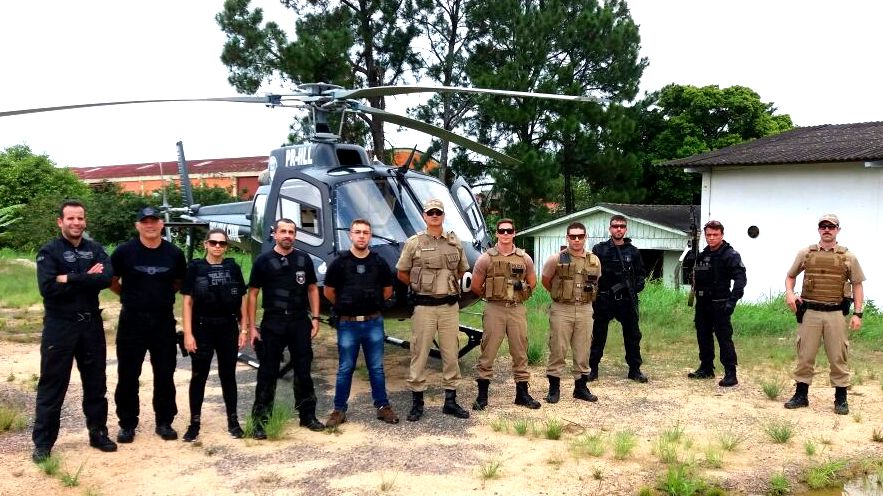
{"left": 841, "top": 297, "right": 853, "bottom": 316}
{"left": 796, "top": 300, "right": 808, "bottom": 324}
{"left": 175, "top": 330, "right": 189, "bottom": 357}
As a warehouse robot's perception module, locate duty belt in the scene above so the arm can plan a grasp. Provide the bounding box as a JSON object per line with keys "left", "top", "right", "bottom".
{"left": 47, "top": 310, "right": 101, "bottom": 322}
{"left": 339, "top": 312, "right": 382, "bottom": 322}
{"left": 264, "top": 308, "right": 306, "bottom": 317}
{"left": 804, "top": 301, "right": 841, "bottom": 312}
{"left": 413, "top": 294, "right": 459, "bottom": 306}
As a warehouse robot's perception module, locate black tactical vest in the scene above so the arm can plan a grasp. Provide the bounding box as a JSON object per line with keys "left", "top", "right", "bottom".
{"left": 264, "top": 252, "right": 308, "bottom": 312}
{"left": 334, "top": 252, "right": 385, "bottom": 313}
{"left": 192, "top": 258, "right": 244, "bottom": 317}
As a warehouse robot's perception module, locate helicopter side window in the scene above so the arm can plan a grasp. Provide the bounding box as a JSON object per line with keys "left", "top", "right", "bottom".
{"left": 251, "top": 193, "right": 268, "bottom": 242}
{"left": 334, "top": 179, "right": 409, "bottom": 250}
{"left": 456, "top": 185, "right": 483, "bottom": 233}
{"left": 277, "top": 179, "right": 323, "bottom": 247}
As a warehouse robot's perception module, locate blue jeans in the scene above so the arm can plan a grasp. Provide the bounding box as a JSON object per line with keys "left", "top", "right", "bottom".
{"left": 333, "top": 316, "right": 389, "bottom": 412}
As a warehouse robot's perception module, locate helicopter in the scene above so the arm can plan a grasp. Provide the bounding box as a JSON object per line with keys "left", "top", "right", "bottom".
{"left": 2, "top": 82, "right": 599, "bottom": 358}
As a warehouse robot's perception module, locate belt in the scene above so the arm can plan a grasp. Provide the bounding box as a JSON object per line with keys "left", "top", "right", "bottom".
{"left": 46, "top": 310, "right": 101, "bottom": 322}
{"left": 264, "top": 309, "right": 306, "bottom": 317}
{"left": 338, "top": 312, "right": 382, "bottom": 322}
{"left": 414, "top": 295, "right": 459, "bottom": 306}
{"left": 804, "top": 301, "right": 841, "bottom": 312}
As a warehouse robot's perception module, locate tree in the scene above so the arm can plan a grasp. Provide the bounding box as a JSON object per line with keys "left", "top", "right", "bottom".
{"left": 637, "top": 84, "right": 794, "bottom": 204}
{"left": 86, "top": 182, "right": 151, "bottom": 246}
{"left": 464, "top": 0, "right": 647, "bottom": 225}
{"left": 216, "top": 0, "right": 423, "bottom": 159}
{"left": 0, "top": 145, "right": 92, "bottom": 250}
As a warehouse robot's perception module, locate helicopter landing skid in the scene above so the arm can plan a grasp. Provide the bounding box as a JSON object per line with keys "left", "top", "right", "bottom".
{"left": 384, "top": 325, "right": 483, "bottom": 359}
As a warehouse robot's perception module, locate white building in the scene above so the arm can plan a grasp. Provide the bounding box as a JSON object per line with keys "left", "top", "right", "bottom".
{"left": 518, "top": 203, "right": 694, "bottom": 287}
{"left": 664, "top": 122, "right": 883, "bottom": 303}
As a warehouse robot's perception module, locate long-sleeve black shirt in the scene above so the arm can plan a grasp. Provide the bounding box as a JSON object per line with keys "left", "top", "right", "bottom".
{"left": 36, "top": 236, "right": 113, "bottom": 315}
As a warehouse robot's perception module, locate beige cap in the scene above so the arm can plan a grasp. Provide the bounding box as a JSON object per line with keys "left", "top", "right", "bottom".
{"left": 423, "top": 199, "right": 445, "bottom": 213}
{"left": 818, "top": 214, "right": 840, "bottom": 226}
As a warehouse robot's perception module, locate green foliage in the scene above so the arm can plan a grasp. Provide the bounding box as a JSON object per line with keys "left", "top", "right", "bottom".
{"left": 656, "top": 464, "right": 707, "bottom": 496}
{"left": 85, "top": 181, "right": 151, "bottom": 245}
{"left": 804, "top": 459, "right": 847, "bottom": 489}
{"left": 60, "top": 461, "right": 86, "bottom": 487}
{"left": 544, "top": 418, "right": 564, "bottom": 440}
{"left": 636, "top": 84, "right": 794, "bottom": 204}
{"left": 761, "top": 379, "right": 786, "bottom": 400}
{"left": 0, "top": 402, "right": 27, "bottom": 431}
{"left": 265, "top": 400, "right": 293, "bottom": 440}
{"left": 612, "top": 429, "right": 637, "bottom": 460}
{"left": 479, "top": 459, "right": 502, "bottom": 479}
{"left": 570, "top": 432, "right": 605, "bottom": 458}
{"left": 764, "top": 419, "right": 795, "bottom": 444}
{"left": 37, "top": 454, "right": 61, "bottom": 476}
{"left": 766, "top": 472, "right": 791, "bottom": 495}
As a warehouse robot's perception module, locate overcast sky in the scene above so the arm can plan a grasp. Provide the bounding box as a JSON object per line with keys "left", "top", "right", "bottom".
{"left": 1, "top": 0, "right": 881, "bottom": 168}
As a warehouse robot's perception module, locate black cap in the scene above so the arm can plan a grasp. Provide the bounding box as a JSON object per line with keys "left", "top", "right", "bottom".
{"left": 136, "top": 206, "right": 161, "bottom": 221}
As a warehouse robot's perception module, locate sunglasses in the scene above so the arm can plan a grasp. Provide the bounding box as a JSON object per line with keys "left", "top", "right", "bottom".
{"left": 610, "top": 224, "right": 627, "bottom": 229}
{"left": 567, "top": 234, "right": 586, "bottom": 240}
{"left": 818, "top": 224, "right": 838, "bottom": 231}
{"left": 206, "top": 239, "right": 228, "bottom": 247}
{"left": 425, "top": 209, "right": 444, "bottom": 217}
{"left": 497, "top": 228, "right": 515, "bottom": 235}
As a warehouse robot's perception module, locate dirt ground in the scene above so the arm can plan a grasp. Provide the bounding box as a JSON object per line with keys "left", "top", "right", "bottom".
{"left": 1, "top": 311, "right": 883, "bottom": 496}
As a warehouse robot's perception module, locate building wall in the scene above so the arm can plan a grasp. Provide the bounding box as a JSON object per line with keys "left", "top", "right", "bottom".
{"left": 699, "top": 162, "right": 880, "bottom": 303}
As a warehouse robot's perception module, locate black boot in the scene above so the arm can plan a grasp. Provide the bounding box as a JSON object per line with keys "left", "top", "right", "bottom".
{"left": 183, "top": 421, "right": 201, "bottom": 442}
{"left": 514, "top": 381, "right": 541, "bottom": 409}
{"left": 546, "top": 375, "right": 560, "bottom": 404}
{"left": 627, "top": 368, "right": 648, "bottom": 383}
{"left": 687, "top": 365, "right": 715, "bottom": 379}
{"left": 473, "top": 379, "right": 490, "bottom": 411}
{"left": 297, "top": 397, "right": 325, "bottom": 431}
{"left": 834, "top": 386, "right": 849, "bottom": 415}
{"left": 718, "top": 367, "right": 738, "bottom": 387}
{"left": 784, "top": 382, "right": 809, "bottom": 409}
{"left": 587, "top": 367, "right": 599, "bottom": 382}
{"left": 573, "top": 375, "right": 598, "bottom": 402}
{"left": 407, "top": 391, "right": 424, "bottom": 422}
{"left": 442, "top": 389, "right": 470, "bottom": 419}
{"left": 227, "top": 414, "right": 244, "bottom": 439}
{"left": 88, "top": 427, "right": 118, "bottom": 452}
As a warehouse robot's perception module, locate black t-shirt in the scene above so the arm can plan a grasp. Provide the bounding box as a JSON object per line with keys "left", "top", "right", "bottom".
{"left": 181, "top": 258, "right": 246, "bottom": 317}
{"left": 324, "top": 250, "right": 393, "bottom": 316}
{"left": 248, "top": 248, "right": 317, "bottom": 312}
{"left": 111, "top": 238, "right": 186, "bottom": 314}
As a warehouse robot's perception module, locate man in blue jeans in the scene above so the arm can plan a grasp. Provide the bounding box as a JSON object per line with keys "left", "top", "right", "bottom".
{"left": 323, "top": 218, "right": 399, "bottom": 427}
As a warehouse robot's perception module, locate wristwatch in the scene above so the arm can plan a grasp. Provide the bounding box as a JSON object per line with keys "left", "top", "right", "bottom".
{"left": 853, "top": 311, "right": 863, "bottom": 318}
{"left": 311, "top": 316, "right": 320, "bottom": 321}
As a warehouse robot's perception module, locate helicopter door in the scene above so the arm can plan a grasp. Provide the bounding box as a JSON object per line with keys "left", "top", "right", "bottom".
{"left": 450, "top": 177, "right": 488, "bottom": 246}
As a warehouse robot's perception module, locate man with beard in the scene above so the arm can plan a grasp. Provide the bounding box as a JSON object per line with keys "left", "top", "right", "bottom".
{"left": 32, "top": 200, "right": 117, "bottom": 462}
{"left": 589, "top": 215, "right": 648, "bottom": 383}
{"left": 784, "top": 214, "right": 865, "bottom": 415}
{"left": 247, "top": 218, "right": 324, "bottom": 437}
{"left": 686, "top": 220, "right": 747, "bottom": 387}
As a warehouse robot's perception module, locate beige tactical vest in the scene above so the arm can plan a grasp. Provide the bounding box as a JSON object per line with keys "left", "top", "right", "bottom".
{"left": 484, "top": 247, "right": 532, "bottom": 303}
{"left": 408, "top": 231, "right": 462, "bottom": 296}
{"left": 550, "top": 251, "right": 601, "bottom": 303}
{"left": 801, "top": 244, "right": 850, "bottom": 303}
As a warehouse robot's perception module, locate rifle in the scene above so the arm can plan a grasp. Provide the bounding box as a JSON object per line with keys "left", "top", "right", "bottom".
{"left": 687, "top": 206, "right": 700, "bottom": 307}
{"left": 613, "top": 244, "right": 638, "bottom": 315}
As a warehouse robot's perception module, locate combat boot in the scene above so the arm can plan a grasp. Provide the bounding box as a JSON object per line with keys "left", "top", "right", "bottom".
{"left": 784, "top": 382, "right": 809, "bottom": 409}
{"left": 88, "top": 428, "right": 118, "bottom": 452}
{"left": 587, "top": 367, "right": 599, "bottom": 382}
{"left": 182, "top": 415, "right": 201, "bottom": 442}
{"left": 546, "top": 375, "right": 561, "bottom": 403}
{"left": 514, "top": 381, "right": 541, "bottom": 409}
{"left": 718, "top": 367, "right": 738, "bottom": 387}
{"left": 834, "top": 386, "right": 849, "bottom": 415}
{"left": 227, "top": 414, "right": 244, "bottom": 439}
{"left": 573, "top": 375, "right": 598, "bottom": 402}
{"left": 442, "top": 389, "right": 470, "bottom": 419}
{"left": 687, "top": 365, "right": 715, "bottom": 379}
{"left": 407, "top": 391, "right": 424, "bottom": 422}
{"left": 473, "top": 379, "right": 490, "bottom": 411}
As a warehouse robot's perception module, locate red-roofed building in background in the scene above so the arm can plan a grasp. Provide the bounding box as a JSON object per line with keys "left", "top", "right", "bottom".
{"left": 72, "top": 156, "right": 268, "bottom": 200}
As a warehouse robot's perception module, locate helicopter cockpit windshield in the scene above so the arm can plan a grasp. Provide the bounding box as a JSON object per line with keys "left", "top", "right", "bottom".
{"left": 334, "top": 177, "right": 475, "bottom": 251}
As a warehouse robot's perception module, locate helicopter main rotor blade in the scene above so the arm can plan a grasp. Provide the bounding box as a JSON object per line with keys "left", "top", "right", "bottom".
{"left": 353, "top": 103, "right": 519, "bottom": 166}
{"left": 0, "top": 96, "right": 281, "bottom": 118}
{"left": 333, "top": 85, "right": 605, "bottom": 103}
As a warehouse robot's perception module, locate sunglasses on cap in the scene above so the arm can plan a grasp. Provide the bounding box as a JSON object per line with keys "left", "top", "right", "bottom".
{"left": 425, "top": 209, "right": 444, "bottom": 217}
{"left": 567, "top": 233, "right": 586, "bottom": 240}
{"left": 497, "top": 228, "right": 515, "bottom": 235}
{"left": 206, "top": 239, "right": 228, "bottom": 247}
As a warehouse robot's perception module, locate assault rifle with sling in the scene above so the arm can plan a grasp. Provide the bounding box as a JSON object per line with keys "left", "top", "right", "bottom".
{"left": 686, "top": 206, "right": 699, "bottom": 307}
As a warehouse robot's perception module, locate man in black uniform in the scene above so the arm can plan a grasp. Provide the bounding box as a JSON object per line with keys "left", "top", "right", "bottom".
{"left": 247, "top": 218, "right": 324, "bottom": 438}
{"left": 589, "top": 215, "right": 648, "bottom": 383}
{"left": 32, "top": 200, "right": 117, "bottom": 463}
{"left": 111, "top": 206, "right": 186, "bottom": 443}
{"left": 687, "top": 220, "right": 747, "bottom": 386}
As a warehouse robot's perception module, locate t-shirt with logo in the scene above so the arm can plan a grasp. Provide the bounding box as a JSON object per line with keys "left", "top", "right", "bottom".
{"left": 111, "top": 238, "right": 186, "bottom": 314}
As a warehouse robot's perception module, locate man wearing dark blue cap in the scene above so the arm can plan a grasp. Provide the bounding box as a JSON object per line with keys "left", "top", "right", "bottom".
{"left": 110, "top": 206, "right": 186, "bottom": 442}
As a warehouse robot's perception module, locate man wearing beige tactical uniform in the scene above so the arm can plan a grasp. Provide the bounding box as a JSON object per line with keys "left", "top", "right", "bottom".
{"left": 396, "top": 199, "right": 471, "bottom": 421}
{"left": 470, "top": 219, "right": 540, "bottom": 411}
{"left": 541, "top": 222, "right": 601, "bottom": 403}
{"left": 784, "top": 214, "right": 865, "bottom": 415}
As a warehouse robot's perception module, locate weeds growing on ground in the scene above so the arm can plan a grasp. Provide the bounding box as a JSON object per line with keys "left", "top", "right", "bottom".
{"left": 479, "top": 459, "right": 502, "bottom": 480}
{"left": 37, "top": 455, "right": 61, "bottom": 476}
{"left": 703, "top": 445, "right": 723, "bottom": 469}
{"left": 512, "top": 418, "right": 532, "bottom": 436}
{"left": 804, "top": 439, "right": 817, "bottom": 456}
{"left": 653, "top": 437, "right": 680, "bottom": 465}
{"left": 764, "top": 419, "right": 795, "bottom": 444}
{"left": 656, "top": 464, "right": 708, "bottom": 496}
{"left": 570, "top": 433, "right": 605, "bottom": 458}
{"left": 661, "top": 421, "right": 686, "bottom": 444}
{"left": 716, "top": 425, "right": 749, "bottom": 451}
{"left": 761, "top": 379, "right": 786, "bottom": 400}
{"left": 60, "top": 461, "right": 86, "bottom": 487}
{"left": 872, "top": 427, "right": 883, "bottom": 442}
{"left": 767, "top": 472, "right": 791, "bottom": 495}
{"left": 0, "top": 402, "right": 27, "bottom": 431}
{"left": 379, "top": 471, "right": 398, "bottom": 492}
{"left": 490, "top": 417, "right": 508, "bottom": 433}
{"left": 544, "top": 418, "right": 564, "bottom": 440}
{"left": 613, "top": 430, "right": 638, "bottom": 460}
{"left": 804, "top": 459, "right": 847, "bottom": 489}
{"left": 265, "top": 401, "right": 293, "bottom": 440}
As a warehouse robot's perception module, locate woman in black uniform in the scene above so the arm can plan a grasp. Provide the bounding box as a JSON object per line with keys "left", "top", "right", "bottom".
{"left": 181, "top": 229, "right": 248, "bottom": 441}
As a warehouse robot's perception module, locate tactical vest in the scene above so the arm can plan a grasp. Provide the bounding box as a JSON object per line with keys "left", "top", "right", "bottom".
{"left": 264, "top": 252, "right": 308, "bottom": 311}
{"left": 550, "top": 251, "right": 601, "bottom": 303}
{"left": 335, "top": 253, "right": 385, "bottom": 310}
{"left": 192, "top": 258, "right": 243, "bottom": 317}
{"left": 801, "top": 244, "right": 849, "bottom": 303}
{"left": 408, "top": 231, "right": 462, "bottom": 296}
{"left": 693, "top": 244, "right": 733, "bottom": 298}
{"left": 484, "top": 247, "right": 532, "bottom": 303}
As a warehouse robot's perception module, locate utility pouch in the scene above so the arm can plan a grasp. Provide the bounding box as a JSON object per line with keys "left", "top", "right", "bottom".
{"left": 796, "top": 301, "right": 808, "bottom": 324}
{"left": 841, "top": 297, "right": 853, "bottom": 316}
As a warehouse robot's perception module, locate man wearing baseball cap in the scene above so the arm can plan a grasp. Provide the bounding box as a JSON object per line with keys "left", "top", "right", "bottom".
{"left": 110, "top": 206, "right": 186, "bottom": 442}
{"left": 784, "top": 214, "right": 865, "bottom": 414}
